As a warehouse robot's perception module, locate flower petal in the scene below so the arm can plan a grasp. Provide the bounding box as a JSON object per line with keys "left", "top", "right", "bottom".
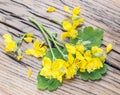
{"left": 47, "top": 6, "right": 56, "bottom": 12}
{"left": 27, "top": 67, "right": 32, "bottom": 78}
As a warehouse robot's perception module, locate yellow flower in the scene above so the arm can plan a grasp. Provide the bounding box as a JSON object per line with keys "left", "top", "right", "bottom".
{"left": 64, "top": 6, "right": 71, "bottom": 13}
{"left": 92, "top": 46, "right": 104, "bottom": 55}
{"left": 86, "top": 58, "right": 103, "bottom": 72}
{"left": 40, "top": 57, "right": 52, "bottom": 78}
{"left": 51, "top": 59, "right": 67, "bottom": 82}
{"left": 61, "top": 29, "right": 78, "bottom": 39}
{"left": 84, "top": 50, "right": 92, "bottom": 61}
{"left": 76, "top": 45, "right": 105, "bottom": 73}
{"left": 61, "top": 32, "right": 70, "bottom": 39}
{"left": 79, "top": 60, "right": 87, "bottom": 72}
{"left": 47, "top": 6, "right": 56, "bottom": 12}
{"left": 91, "top": 46, "right": 106, "bottom": 62}
{"left": 3, "top": 34, "right": 17, "bottom": 52}
{"left": 62, "top": 21, "right": 72, "bottom": 31}
{"left": 72, "top": 17, "right": 84, "bottom": 28}
{"left": 27, "top": 67, "right": 32, "bottom": 78}
{"left": 65, "top": 43, "right": 76, "bottom": 54}
{"left": 3, "top": 34, "right": 12, "bottom": 39}
{"left": 61, "top": 6, "right": 83, "bottom": 39}
{"left": 72, "top": 7, "right": 81, "bottom": 15}
{"left": 40, "top": 57, "right": 67, "bottom": 82}
{"left": 75, "top": 44, "right": 84, "bottom": 54}
{"left": 65, "top": 53, "right": 78, "bottom": 79}
{"left": 25, "top": 39, "right": 47, "bottom": 58}
{"left": 106, "top": 43, "right": 112, "bottom": 53}
{"left": 69, "top": 29, "right": 78, "bottom": 38}
{"left": 61, "top": 20, "right": 79, "bottom": 39}
{"left": 76, "top": 51, "right": 84, "bottom": 60}
{"left": 24, "top": 33, "right": 34, "bottom": 43}
{"left": 17, "top": 55, "right": 23, "bottom": 60}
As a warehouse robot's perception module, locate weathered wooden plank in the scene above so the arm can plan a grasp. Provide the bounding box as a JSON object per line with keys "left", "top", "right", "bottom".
{"left": 0, "top": 0, "right": 120, "bottom": 95}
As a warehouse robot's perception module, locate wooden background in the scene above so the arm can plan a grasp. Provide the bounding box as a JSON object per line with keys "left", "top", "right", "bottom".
{"left": 0, "top": 0, "right": 120, "bottom": 95}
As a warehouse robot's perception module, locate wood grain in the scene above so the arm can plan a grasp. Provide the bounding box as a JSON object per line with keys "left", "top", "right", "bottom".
{"left": 0, "top": 0, "right": 120, "bottom": 95}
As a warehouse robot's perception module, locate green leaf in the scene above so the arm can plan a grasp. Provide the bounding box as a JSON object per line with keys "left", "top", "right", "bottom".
{"left": 77, "top": 70, "right": 89, "bottom": 81}
{"left": 70, "top": 38, "right": 79, "bottom": 45}
{"left": 70, "top": 26, "right": 104, "bottom": 49}
{"left": 48, "top": 79, "right": 61, "bottom": 91}
{"left": 37, "top": 74, "right": 62, "bottom": 91}
{"left": 44, "top": 48, "right": 64, "bottom": 60}
{"left": 89, "top": 72, "right": 102, "bottom": 80}
{"left": 97, "top": 64, "right": 108, "bottom": 74}
{"left": 37, "top": 74, "right": 49, "bottom": 90}
{"left": 62, "top": 46, "right": 68, "bottom": 55}
{"left": 77, "top": 63, "right": 108, "bottom": 81}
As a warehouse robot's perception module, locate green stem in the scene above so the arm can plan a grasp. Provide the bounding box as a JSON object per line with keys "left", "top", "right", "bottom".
{"left": 42, "top": 26, "right": 66, "bottom": 60}
{"left": 52, "top": 35, "right": 65, "bottom": 45}
{"left": 48, "top": 38, "right": 64, "bottom": 47}
{"left": 29, "top": 18, "right": 56, "bottom": 61}
{"left": 14, "top": 34, "right": 25, "bottom": 52}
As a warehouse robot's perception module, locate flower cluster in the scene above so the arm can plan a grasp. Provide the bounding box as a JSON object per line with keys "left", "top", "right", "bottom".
{"left": 40, "top": 43, "right": 106, "bottom": 83}
{"left": 3, "top": 33, "right": 47, "bottom": 78}
{"left": 26, "top": 39, "right": 47, "bottom": 58}
{"left": 3, "top": 34, "right": 17, "bottom": 52}
{"left": 61, "top": 6, "right": 84, "bottom": 39}
{"left": 66, "top": 44, "right": 106, "bottom": 73}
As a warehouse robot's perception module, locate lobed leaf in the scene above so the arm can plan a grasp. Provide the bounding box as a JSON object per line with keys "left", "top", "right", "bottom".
{"left": 77, "top": 64, "right": 108, "bottom": 81}
{"left": 37, "top": 74, "right": 62, "bottom": 91}
{"left": 70, "top": 26, "right": 104, "bottom": 49}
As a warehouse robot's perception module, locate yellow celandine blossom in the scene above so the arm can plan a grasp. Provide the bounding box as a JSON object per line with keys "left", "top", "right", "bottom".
{"left": 61, "top": 6, "right": 84, "bottom": 39}
{"left": 25, "top": 39, "right": 47, "bottom": 58}
{"left": 3, "top": 34, "right": 17, "bottom": 52}
{"left": 61, "top": 21, "right": 78, "bottom": 39}
{"left": 72, "top": 18, "right": 84, "bottom": 28}
{"left": 65, "top": 43, "right": 84, "bottom": 54}
{"left": 27, "top": 67, "right": 32, "bottom": 78}
{"left": 72, "top": 7, "right": 81, "bottom": 15}
{"left": 106, "top": 43, "right": 112, "bottom": 54}
{"left": 91, "top": 46, "right": 106, "bottom": 62}
{"left": 65, "top": 53, "right": 78, "bottom": 79}
{"left": 17, "top": 55, "right": 23, "bottom": 61}
{"left": 75, "top": 44, "right": 84, "bottom": 54}
{"left": 64, "top": 6, "right": 82, "bottom": 21}
{"left": 61, "top": 30, "right": 78, "bottom": 39}
{"left": 65, "top": 43, "right": 76, "bottom": 54}
{"left": 40, "top": 57, "right": 67, "bottom": 82}
{"left": 86, "top": 58, "right": 103, "bottom": 72}
{"left": 46, "top": 6, "right": 56, "bottom": 12}
{"left": 64, "top": 6, "right": 71, "bottom": 13}
{"left": 24, "top": 33, "right": 34, "bottom": 43}
{"left": 65, "top": 43, "right": 105, "bottom": 73}
{"left": 62, "top": 21, "right": 72, "bottom": 31}
{"left": 61, "top": 17, "right": 84, "bottom": 39}
{"left": 78, "top": 48, "right": 104, "bottom": 73}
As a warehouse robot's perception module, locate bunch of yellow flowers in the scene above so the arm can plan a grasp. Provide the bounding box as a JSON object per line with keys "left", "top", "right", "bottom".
{"left": 3, "top": 5, "right": 113, "bottom": 91}
{"left": 40, "top": 43, "right": 106, "bottom": 83}
{"left": 61, "top": 6, "right": 84, "bottom": 39}
{"left": 66, "top": 43, "right": 106, "bottom": 73}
